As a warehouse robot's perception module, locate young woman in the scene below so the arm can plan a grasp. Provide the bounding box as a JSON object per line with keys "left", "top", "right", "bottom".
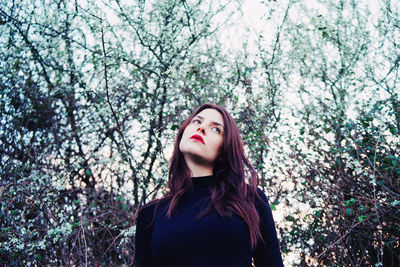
{"left": 134, "top": 103, "right": 284, "bottom": 266}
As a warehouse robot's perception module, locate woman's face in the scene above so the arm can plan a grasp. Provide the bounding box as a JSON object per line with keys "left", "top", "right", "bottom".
{"left": 179, "top": 108, "right": 224, "bottom": 166}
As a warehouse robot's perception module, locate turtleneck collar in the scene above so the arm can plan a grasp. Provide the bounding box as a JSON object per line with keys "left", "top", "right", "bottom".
{"left": 191, "top": 175, "right": 216, "bottom": 188}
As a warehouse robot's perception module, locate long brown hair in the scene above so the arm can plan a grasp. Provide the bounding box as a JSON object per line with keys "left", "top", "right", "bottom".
{"left": 144, "top": 103, "right": 262, "bottom": 249}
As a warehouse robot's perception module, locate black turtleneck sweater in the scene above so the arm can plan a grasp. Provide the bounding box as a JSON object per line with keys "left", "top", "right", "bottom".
{"left": 134, "top": 175, "right": 284, "bottom": 267}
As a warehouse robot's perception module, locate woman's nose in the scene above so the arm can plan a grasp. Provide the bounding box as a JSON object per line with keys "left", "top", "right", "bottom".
{"left": 196, "top": 125, "right": 205, "bottom": 134}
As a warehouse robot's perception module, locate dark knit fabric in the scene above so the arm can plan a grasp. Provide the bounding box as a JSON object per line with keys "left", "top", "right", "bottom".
{"left": 135, "top": 175, "right": 284, "bottom": 267}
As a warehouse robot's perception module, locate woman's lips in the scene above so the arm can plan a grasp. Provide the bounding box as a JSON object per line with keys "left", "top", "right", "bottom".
{"left": 190, "top": 134, "right": 205, "bottom": 144}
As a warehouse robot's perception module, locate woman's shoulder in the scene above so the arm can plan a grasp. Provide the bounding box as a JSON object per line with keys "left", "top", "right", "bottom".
{"left": 255, "top": 187, "right": 269, "bottom": 202}
{"left": 246, "top": 184, "right": 270, "bottom": 203}
{"left": 251, "top": 186, "right": 271, "bottom": 209}
{"left": 137, "top": 197, "right": 170, "bottom": 220}
{"left": 137, "top": 201, "right": 156, "bottom": 217}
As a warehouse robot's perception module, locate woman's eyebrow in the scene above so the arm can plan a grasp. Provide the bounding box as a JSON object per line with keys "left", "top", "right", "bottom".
{"left": 195, "top": 115, "right": 224, "bottom": 128}
{"left": 194, "top": 115, "right": 203, "bottom": 120}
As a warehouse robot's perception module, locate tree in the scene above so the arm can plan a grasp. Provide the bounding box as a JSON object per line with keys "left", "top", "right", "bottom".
{"left": 258, "top": 0, "right": 400, "bottom": 265}
{"left": 0, "top": 0, "right": 286, "bottom": 265}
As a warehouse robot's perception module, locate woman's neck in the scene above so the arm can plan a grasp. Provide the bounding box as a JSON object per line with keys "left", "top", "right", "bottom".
{"left": 185, "top": 158, "right": 213, "bottom": 177}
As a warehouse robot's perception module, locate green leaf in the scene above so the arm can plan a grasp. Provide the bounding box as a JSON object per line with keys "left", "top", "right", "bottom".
{"left": 358, "top": 215, "right": 367, "bottom": 222}
{"left": 171, "top": 125, "right": 179, "bottom": 130}
{"left": 346, "top": 208, "right": 352, "bottom": 216}
{"left": 323, "top": 127, "right": 331, "bottom": 133}
{"left": 315, "top": 210, "right": 322, "bottom": 218}
{"left": 85, "top": 169, "right": 92, "bottom": 176}
{"left": 285, "top": 215, "right": 295, "bottom": 222}
{"left": 270, "top": 204, "right": 276, "bottom": 211}
{"left": 282, "top": 247, "right": 289, "bottom": 253}
{"left": 344, "top": 198, "right": 355, "bottom": 207}
{"left": 391, "top": 200, "right": 400, "bottom": 206}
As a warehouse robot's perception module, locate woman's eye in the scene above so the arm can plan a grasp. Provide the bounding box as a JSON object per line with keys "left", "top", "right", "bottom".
{"left": 212, "top": 127, "right": 221, "bottom": 133}
{"left": 193, "top": 119, "right": 201, "bottom": 124}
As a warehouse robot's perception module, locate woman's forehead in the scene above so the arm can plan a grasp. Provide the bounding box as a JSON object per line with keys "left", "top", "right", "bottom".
{"left": 195, "top": 109, "right": 224, "bottom": 126}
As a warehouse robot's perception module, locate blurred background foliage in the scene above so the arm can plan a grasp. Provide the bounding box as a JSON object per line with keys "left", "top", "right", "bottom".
{"left": 0, "top": 0, "right": 399, "bottom": 266}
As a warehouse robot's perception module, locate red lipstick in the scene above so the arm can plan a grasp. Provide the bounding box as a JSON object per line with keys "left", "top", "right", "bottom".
{"left": 190, "top": 134, "right": 204, "bottom": 144}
